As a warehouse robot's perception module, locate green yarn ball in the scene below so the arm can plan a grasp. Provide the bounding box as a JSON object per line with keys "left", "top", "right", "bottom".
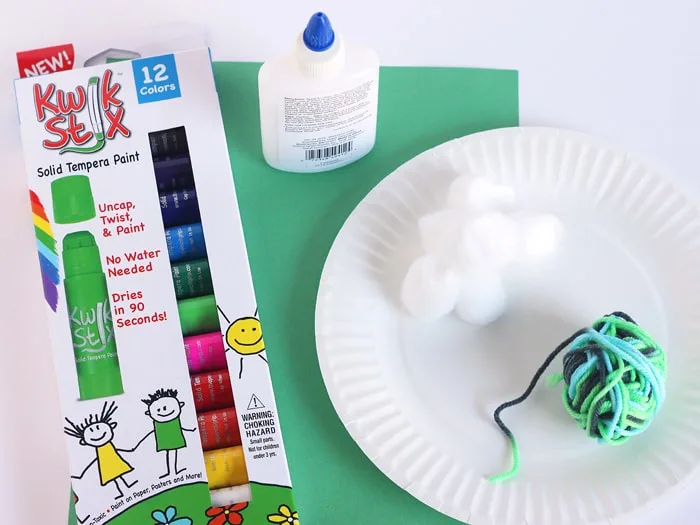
{"left": 490, "top": 311, "right": 667, "bottom": 483}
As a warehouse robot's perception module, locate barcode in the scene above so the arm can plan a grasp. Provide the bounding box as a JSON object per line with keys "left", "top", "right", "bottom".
{"left": 305, "top": 141, "right": 354, "bottom": 160}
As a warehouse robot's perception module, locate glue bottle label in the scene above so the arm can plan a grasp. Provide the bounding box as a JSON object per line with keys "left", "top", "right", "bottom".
{"left": 276, "top": 79, "right": 378, "bottom": 169}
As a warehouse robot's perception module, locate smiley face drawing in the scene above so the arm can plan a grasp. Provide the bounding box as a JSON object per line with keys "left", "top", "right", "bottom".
{"left": 217, "top": 306, "right": 268, "bottom": 378}
{"left": 227, "top": 316, "right": 265, "bottom": 355}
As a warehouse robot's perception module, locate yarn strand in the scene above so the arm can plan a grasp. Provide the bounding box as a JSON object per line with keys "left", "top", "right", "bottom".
{"left": 489, "top": 327, "right": 590, "bottom": 483}
{"left": 489, "top": 312, "right": 667, "bottom": 484}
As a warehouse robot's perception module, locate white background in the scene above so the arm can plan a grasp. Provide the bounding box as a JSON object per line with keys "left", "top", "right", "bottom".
{"left": 1, "top": 1, "right": 699, "bottom": 524}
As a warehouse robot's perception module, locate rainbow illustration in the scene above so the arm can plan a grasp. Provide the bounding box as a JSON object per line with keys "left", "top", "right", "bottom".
{"left": 30, "top": 190, "right": 60, "bottom": 311}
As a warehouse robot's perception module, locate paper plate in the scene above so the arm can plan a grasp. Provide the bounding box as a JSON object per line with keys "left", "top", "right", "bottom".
{"left": 315, "top": 127, "right": 700, "bottom": 525}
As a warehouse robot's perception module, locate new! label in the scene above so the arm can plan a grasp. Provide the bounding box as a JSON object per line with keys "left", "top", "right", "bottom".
{"left": 17, "top": 44, "right": 75, "bottom": 78}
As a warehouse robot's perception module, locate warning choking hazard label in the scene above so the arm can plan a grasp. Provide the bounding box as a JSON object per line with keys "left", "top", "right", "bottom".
{"left": 240, "top": 395, "right": 281, "bottom": 461}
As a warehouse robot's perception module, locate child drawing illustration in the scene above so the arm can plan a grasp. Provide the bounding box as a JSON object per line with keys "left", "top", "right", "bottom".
{"left": 137, "top": 388, "right": 196, "bottom": 478}
{"left": 64, "top": 401, "right": 138, "bottom": 500}
{"left": 217, "top": 305, "right": 267, "bottom": 379}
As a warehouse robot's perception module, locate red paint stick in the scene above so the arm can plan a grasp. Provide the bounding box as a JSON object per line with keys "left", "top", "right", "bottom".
{"left": 197, "top": 407, "right": 242, "bottom": 451}
{"left": 190, "top": 369, "right": 234, "bottom": 412}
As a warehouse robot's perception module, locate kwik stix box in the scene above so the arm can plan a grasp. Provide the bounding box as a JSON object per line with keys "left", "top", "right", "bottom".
{"left": 14, "top": 48, "right": 299, "bottom": 525}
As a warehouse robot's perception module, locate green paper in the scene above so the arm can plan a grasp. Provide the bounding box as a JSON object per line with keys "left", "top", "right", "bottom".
{"left": 216, "top": 63, "right": 518, "bottom": 524}
{"left": 68, "top": 61, "right": 518, "bottom": 525}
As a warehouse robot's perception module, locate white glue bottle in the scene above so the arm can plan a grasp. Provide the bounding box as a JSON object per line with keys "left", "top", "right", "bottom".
{"left": 258, "top": 12, "right": 379, "bottom": 173}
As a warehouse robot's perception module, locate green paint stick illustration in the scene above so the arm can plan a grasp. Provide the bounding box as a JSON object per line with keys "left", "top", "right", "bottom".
{"left": 51, "top": 175, "right": 96, "bottom": 224}
{"left": 52, "top": 175, "right": 122, "bottom": 400}
{"left": 63, "top": 231, "right": 123, "bottom": 400}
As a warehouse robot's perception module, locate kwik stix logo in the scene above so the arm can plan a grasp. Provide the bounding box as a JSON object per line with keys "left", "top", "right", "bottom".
{"left": 33, "top": 70, "right": 130, "bottom": 154}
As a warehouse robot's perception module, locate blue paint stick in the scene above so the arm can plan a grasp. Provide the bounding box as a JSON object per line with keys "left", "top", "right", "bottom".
{"left": 154, "top": 155, "right": 195, "bottom": 192}
{"left": 150, "top": 127, "right": 189, "bottom": 160}
{"left": 160, "top": 188, "right": 201, "bottom": 227}
{"left": 165, "top": 222, "right": 207, "bottom": 262}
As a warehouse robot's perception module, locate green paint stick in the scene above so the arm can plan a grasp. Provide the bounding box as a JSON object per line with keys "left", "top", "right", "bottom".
{"left": 178, "top": 294, "right": 220, "bottom": 336}
{"left": 62, "top": 231, "right": 123, "bottom": 400}
{"left": 171, "top": 259, "right": 214, "bottom": 300}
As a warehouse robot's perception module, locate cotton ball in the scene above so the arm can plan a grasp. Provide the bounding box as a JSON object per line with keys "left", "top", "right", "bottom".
{"left": 401, "top": 254, "right": 462, "bottom": 321}
{"left": 456, "top": 222, "right": 493, "bottom": 269}
{"left": 459, "top": 212, "right": 519, "bottom": 269}
{"left": 446, "top": 175, "right": 473, "bottom": 212}
{"left": 447, "top": 175, "right": 516, "bottom": 214}
{"left": 418, "top": 209, "right": 463, "bottom": 266}
{"left": 454, "top": 266, "right": 507, "bottom": 326}
{"left": 517, "top": 213, "right": 565, "bottom": 263}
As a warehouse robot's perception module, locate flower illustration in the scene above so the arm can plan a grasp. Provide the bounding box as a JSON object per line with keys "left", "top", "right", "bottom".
{"left": 152, "top": 506, "right": 193, "bottom": 525}
{"left": 267, "top": 504, "right": 300, "bottom": 525}
{"left": 206, "top": 502, "right": 248, "bottom": 525}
